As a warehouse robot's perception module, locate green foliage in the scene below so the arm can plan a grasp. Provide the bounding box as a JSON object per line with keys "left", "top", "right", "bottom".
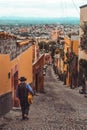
{"left": 38, "top": 41, "right": 46, "bottom": 50}
{"left": 79, "top": 59, "right": 87, "bottom": 77}
{"left": 38, "top": 41, "right": 49, "bottom": 52}
{"left": 65, "top": 51, "right": 74, "bottom": 64}
{"left": 80, "top": 22, "right": 87, "bottom": 52}
{"left": 60, "top": 49, "right": 64, "bottom": 60}
{"left": 79, "top": 59, "right": 87, "bottom": 68}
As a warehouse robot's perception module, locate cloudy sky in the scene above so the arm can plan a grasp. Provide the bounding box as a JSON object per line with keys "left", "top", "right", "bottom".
{"left": 0, "top": 0, "right": 86, "bottom": 17}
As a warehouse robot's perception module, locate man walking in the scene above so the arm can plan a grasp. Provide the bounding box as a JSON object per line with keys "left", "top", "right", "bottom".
{"left": 16, "top": 76, "right": 34, "bottom": 120}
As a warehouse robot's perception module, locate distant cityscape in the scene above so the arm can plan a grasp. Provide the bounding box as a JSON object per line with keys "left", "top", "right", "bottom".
{"left": 0, "top": 3, "right": 87, "bottom": 129}
{"left": 0, "top": 17, "right": 79, "bottom": 61}
{"left": 0, "top": 17, "right": 79, "bottom": 25}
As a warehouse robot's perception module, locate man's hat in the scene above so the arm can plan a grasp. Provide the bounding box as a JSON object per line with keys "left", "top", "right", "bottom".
{"left": 19, "top": 76, "right": 27, "bottom": 81}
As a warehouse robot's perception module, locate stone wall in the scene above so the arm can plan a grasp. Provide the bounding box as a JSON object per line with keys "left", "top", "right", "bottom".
{"left": 0, "top": 92, "right": 12, "bottom": 116}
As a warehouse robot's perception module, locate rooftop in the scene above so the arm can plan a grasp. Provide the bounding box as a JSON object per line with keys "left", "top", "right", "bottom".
{"left": 18, "top": 39, "right": 33, "bottom": 46}
{"left": 80, "top": 4, "right": 87, "bottom": 9}
{"left": 0, "top": 31, "right": 17, "bottom": 39}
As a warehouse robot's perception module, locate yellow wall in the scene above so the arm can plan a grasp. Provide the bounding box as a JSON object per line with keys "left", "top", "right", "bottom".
{"left": 10, "top": 46, "right": 33, "bottom": 107}
{"left": 11, "top": 58, "right": 18, "bottom": 68}
{"left": 73, "top": 40, "right": 78, "bottom": 56}
{"left": 64, "top": 36, "right": 71, "bottom": 86}
{"left": 0, "top": 54, "right": 11, "bottom": 95}
{"left": 64, "top": 36, "right": 71, "bottom": 71}
{"left": 19, "top": 46, "right": 33, "bottom": 83}
{"left": 0, "top": 46, "right": 33, "bottom": 96}
{"left": 64, "top": 36, "right": 79, "bottom": 86}
{"left": 11, "top": 46, "right": 33, "bottom": 84}
{"left": 64, "top": 37, "right": 71, "bottom": 47}
{"left": 57, "top": 58, "right": 64, "bottom": 73}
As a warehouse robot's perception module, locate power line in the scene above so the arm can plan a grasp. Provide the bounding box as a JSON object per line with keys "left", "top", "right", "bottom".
{"left": 71, "top": 0, "right": 80, "bottom": 16}
{"left": 71, "top": 0, "right": 87, "bottom": 28}
{"left": 71, "top": 0, "right": 87, "bottom": 22}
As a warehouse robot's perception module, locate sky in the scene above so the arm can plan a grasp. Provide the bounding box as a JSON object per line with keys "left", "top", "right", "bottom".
{"left": 0, "top": 0, "right": 87, "bottom": 18}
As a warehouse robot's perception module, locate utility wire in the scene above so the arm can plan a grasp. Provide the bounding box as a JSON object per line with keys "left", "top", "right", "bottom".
{"left": 71, "top": 0, "right": 80, "bottom": 16}
{"left": 71, "top": 0, "right": 87, "bottom": 27}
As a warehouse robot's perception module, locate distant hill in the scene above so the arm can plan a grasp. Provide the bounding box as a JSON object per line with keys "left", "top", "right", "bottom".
{"left": 0, "top": 17, "right": 80, "bottom": 25}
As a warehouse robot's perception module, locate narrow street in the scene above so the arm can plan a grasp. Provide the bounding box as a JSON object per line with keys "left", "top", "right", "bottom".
{"left": 0, "top": 65, "right": 87, "bottom": 130}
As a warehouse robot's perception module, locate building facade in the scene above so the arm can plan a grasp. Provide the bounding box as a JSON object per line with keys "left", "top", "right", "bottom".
{"left": 0, "top": 32, "right": 33, "bottom": 115}
{"left": 63, "top": 35, "right": 79, "bottom": 88}
{"left": 79, "top": 4, "right": 87, "bottom": 60}
{"left": 0, "top": 31, "right": 45, "bottom": 116}
{"left": 78, "top": 4, "right": 87, "bottom": 87}
{"left": 33, "top": 54, "right": 44, "bottom": 92}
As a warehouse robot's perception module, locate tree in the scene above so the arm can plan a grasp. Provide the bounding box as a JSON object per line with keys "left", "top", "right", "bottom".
{"left": 80, "top": 22, "right": 87, "bottom": 53}
{"left": 38, "top": 41, "right": 46, "bottom": 50}
{"left": 79, "top": 59, "right": 87, "bottom": 78}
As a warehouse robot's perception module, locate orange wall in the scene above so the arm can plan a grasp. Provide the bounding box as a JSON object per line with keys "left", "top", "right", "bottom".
{"left": 11, "top": 47, "right": 33, "bottom": 84}
{"left": 64, "top": 36, "right": 71, "bottom": 71}
{"left": 0, "top": 46, "right": 33, "bottom": 96}
{"left": 73, "top": 40, "right": 78, "bottom": 55}
{"left": 64, "top": 36, "right": 79, "bottom": 86}
{"left": 10, "top": 47, "right": 33, "bottom": 107}
{"left": 64, "top": 36, "right": 71, "bottom": 46}
{"left": 0, "top": 54, "right": 11, "bottom": 95}
{"left": 64, "top": 36, "right": 78, "bottom": 56}
{"left": 19, "top": 46, "right": 33, "bottom": 83}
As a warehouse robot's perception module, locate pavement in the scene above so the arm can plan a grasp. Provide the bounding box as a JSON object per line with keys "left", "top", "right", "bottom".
{"left": 0, "top": 65, "right": 87, "bottom": 130}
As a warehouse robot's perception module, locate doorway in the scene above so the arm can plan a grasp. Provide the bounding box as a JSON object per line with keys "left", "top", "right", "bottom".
{"left": 13, "top": 71, "right": 19, "bottom": 107}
